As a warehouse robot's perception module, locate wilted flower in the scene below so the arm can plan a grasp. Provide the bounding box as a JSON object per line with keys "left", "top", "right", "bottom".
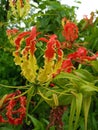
{"left": 47, "top": 106, "right": 67, "bottom": 130}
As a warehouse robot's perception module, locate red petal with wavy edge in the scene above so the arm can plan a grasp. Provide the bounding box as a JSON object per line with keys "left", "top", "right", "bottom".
{"left": 15, "top": 31, "right": 31, "bottom": 51}
{"left": 6, "top": 28, "right": 18, "bottom": 36}
{"left": 57, "top": 48, "right": 63, "bottom": 61}
{"left": 55, "top": 40, "right": 63, "bottom": 61}
{"left": 23, "top": 26, "right": 40, "bottom": 55}
{"left": 76, "top": 47, "right": 88, "bottom": 56}
{"left": 45, "top": 34, "right": 63, "bottom": 61}
{"left": 5, "top": 90, "right": 26, "bottom": 125}
{"left": 89, "top": 53, "right": 98, "bottom": 60}
{"left": 0, "top": 115, "right": 8, "bottom": 123}
{"left": 0, "top": 90, "right": 26, "bottom": 125}
{"left": 45, "top": 41, "right": 55, "bottom": 60}
{"left": 67, "top": 47, "right": 88, "bottom": 60}
{"left": 67, "top": 52, "right": 77, "bottom": 60}
{"left": 38, "top": 37, "right": 48, "bottom": 43}
{"left": 30, "top": 41, "right": 36, "bottom": 55}
{"left": 61, "top": 59, "right": 73, "bottom": 73}
{"left": 45, "top": 35, "right": 56, "bottom": 60}
{"left": 26, "top": 27, "right": 37, "bottom": 46}
{"left": 62, "top": 22, "right": 78, "bottom": 42}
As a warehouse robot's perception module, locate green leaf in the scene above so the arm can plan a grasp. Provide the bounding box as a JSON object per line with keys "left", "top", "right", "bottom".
{"left": 26, "top": 86, "right": 35, "bottom": 122}
{"left": 83, "top": 96, "right": 91, "bottom": 130}
{"left": 0, "top": 124, "right": 22, "bottom": 130}
{"left": 74, "top": 0, "right": 81, "bottom": 4}
{"left": 54, "top": 72, "right": 87, "bottom": 88}
{"left": 74, "top": 93, "right": 83, "bottom": 130}
{"left": 0, "top": 127, "right": 11, "bottom": 130}
{"left": 53, "top": 77, "right": 69, "bottom": 88}
{"left": 53, "top": 94, "right": 59, "bottom": 106}
{"left": 0, "top": 94, "right": 7, "bottom": 108}
{"left": 54, "top": 72, "right": 86, "bottom": 83}
{"left": 68, "top": 96, "right": 76, "bottom": 130}
{"left": 27, "top": 114, "right": 45, "bottom": 130}
{"left": 49, "top": 126, "right": 56, "bottom": 130}
{"left": 80, "top": 84, "right": 98, "bottom": 93}
{"left": 91, "top": 60, "right": 98, "bottom": 72}
{"left": 58, "top": 94, "right": 72, "bottom": 106}
{"left": 91, "top": 113, "right": 98, "bottom": 130}
{"left": 73, "top": 69, "right": 95, "bottom": 82}
{"left": 38, "top": 88, "right": 54, "bottom": 107}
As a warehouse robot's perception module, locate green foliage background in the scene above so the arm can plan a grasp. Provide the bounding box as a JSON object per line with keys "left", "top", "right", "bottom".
{"left": 0, "top": 0, "right": 98, "bottom": 130}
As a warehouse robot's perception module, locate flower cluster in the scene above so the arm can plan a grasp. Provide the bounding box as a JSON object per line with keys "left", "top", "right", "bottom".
{"left": 83, "top": 12, "right": 94, "bottom": 29}
{"left": 67, "top": 47, "right": 98, "bottom": 63}
{"left": 0, "top": 90, "right": 26, "bottom": 125}
{"left": 6, "top": 25, "right": 98, "bottom": 85}
{"left": 11, "top": 27, "right": 70, "bottom": 84}
{"left": 62, "top": 18, "right": 78, "bottom": 43}
{"left": 53, "top": 46, "right": 98, "bottom": 77}
{"left": 9, "top": 0, "right": 30, "bottom": 18}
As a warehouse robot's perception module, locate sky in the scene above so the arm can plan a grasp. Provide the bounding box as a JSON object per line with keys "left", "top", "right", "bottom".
{"left": 60, "top": 0, "right": 98, "bottom": 20}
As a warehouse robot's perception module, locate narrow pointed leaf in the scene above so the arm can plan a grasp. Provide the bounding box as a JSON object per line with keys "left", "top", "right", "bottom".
{"left": 26, "top": 86, "right": 35, "bottom": 122}
{"left": 74, "top": 93, "right": 83, "bottom": 130}
{"left": 74, "top": 69, "right": 95, "bottom": 82}
{"left": 28, "top": 114, "right": 45, "bottom": 130}
{"left": 83, "top": 96, "right": 91, "bottom": 130}
{"left": 68, "top": 97, "right": 76, "bottom": 130}
{"left": 53, "top": 94, "right": 59, "bottom": 106}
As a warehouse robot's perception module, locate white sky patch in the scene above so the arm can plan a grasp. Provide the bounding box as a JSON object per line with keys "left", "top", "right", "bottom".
{"left": 60, "top": 0, "right": 98, "bottom": 20}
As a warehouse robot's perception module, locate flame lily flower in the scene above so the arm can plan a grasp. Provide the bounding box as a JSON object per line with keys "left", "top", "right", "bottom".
{"left": 67, "top": 47, "right": 98, "bottom": 64}
{"left": 9, "top": 0, "right": 30, "bottom": 18}
{"left": 6, "top": 28, "right": 18, "bottom": 36}
{"left": 62, "top": 18, "right": 78, "bottom": 43}
{"left": 11, "top": 27, "right": 64, "bottom": 84}
{"left": 0, "top": 90, "right": 26, "bottom": 125}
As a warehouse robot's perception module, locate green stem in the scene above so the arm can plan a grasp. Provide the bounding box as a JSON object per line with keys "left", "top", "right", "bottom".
{"left": 32, "top": 98, "right": 44, "bottom": 113}
{"left": 0, "top": 83, "right": 30, "bottom": 89}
